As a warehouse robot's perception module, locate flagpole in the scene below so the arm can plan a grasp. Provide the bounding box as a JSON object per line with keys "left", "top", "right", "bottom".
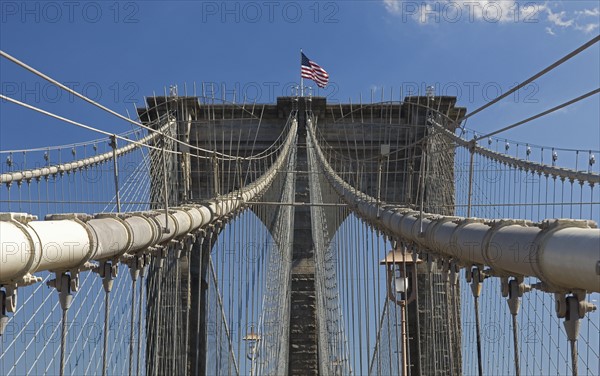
{"left": 300, "top": 48, "right": 304, "bottom": 97}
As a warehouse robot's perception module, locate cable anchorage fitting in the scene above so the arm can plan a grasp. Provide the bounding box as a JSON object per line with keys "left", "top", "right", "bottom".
{"left": 466, "top": 266, "right": 490, "bottom": 298}
{"left": 555, "top": 291, "right": 596, "bottom": 342}
{"left": 93, "top": 259, "right": 118, "bottom": 293}
{"left": 47, "top": 272, "right": 76, "bottom": 312}
{"left": 47, "top": 263, "right": 94, "bottom": 311}
{"left": 501, "top": 276, "right": 531, "bottom": 316}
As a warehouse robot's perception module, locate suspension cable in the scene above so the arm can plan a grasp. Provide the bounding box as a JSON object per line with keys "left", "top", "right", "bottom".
{"left": 0, "top": 128, "right": 139, "bottom": 154}
{"left": 0, "top": 94, "right": 177, "bottom": 154}
{"left": 0, "top": 50, "right": 251, "bottom": 160}
{"left": 1, "top": 92, "right": 288, "bottom": 166}
{"left": 476, "top": 88, "right": 600, "bottom": 140}
{"left": 461, "top": 35, "right": 600, "bottom": 122}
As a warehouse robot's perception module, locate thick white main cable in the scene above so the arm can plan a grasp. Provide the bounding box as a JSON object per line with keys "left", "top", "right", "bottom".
{"left": 428, "top": 118, "right": 600, "bottom": 185}
{"left": 0, "top": 107, "right": 177, "bottom": 185}
{"left": 0, "top": 118, "right": 297, "bottom": 287}
{"left": 307, "top": 118, "right": 600, "bottom": 293}
{"left": 1, "top": 94, "right": 286, "bottom": 165}
{"left": 0, "top": 101, "right": 293, "bottom": 185}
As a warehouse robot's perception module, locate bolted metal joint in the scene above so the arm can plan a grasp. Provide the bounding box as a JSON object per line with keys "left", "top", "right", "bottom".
{"left": 47, "top": 272, "right": 76, "bottom": 311}
{"left": 556, "top": 292, "right": 597, "bottom": 341}
{"left": 468, "top": 266, "right": 488, "bottom": 298}
{"left": 449, "top": 260, "right": 460, "bottom": 286}
{"left": 504, "top": 277, "right": 531, "bottom": 316}
{"left": 94, "top": 260, "right": 118, "bottom": 293}
{"left": 123, "top": 254, "right": 145, "bottom": 281}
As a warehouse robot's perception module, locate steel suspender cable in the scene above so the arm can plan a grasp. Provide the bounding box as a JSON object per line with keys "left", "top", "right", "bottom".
{"left": 60, "top": 305, "right": 68, "bottom": 376}
{"left": 129, "top": 277, "right": 137, "bottom": 376}
{"left": 102, "top": 288, "right": 110, "bottom": 376}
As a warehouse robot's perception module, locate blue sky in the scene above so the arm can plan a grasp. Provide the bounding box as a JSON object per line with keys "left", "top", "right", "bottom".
{"left": 1, "top": 1, "right": 599, "bottom": 152}
{"left": 0, "top": 3, "right": 599, "bottom": 375}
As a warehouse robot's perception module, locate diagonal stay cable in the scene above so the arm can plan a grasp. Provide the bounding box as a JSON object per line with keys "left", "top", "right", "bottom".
{"left": 1, "top": 50, "right": 244, "bottom": 160}
{"left": 460, "top": 35, "right": 600, "bottom": 122}
{"left": 0, "top": 128, "right": 138, "bottom": 154}
{"left": 0, "top": 94, "right": 176, "bottom": 154}
{"left": 476, "top": 88, "right": 600, "bottom": 140}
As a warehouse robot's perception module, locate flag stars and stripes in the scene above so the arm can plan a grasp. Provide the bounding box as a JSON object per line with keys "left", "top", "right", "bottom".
{"left": 301, "top": 52, "right": 329, "bottom": 88}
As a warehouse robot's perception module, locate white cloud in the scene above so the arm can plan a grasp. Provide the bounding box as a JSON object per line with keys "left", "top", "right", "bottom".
{"left": 575, "top": 22, "right": 600, "bottom": 34}
{"left": 546, "top": 8, "right": 574, "bottom": 27}
{"left": 575, "top": 8, "right": 600, "bottom": 17}
{"left": 521, "top": 3, "right": 546, "bottom": 21}
{"left": 417, "top": 3, "right": 435, "bottom": 24}
{"left": 544, "top": 5, "right": 599, "bottom": 34}
{"left": 382, "top": 1, "right": 597, "bottom": 35}
{"left": 382, "top": 1, "right": 543, "bottom": 25}
{"left": 383, "top": 0, "right": 401, "bottom": 14}
{"left": 459, "top": 1, "right": 522, "bottom": 23}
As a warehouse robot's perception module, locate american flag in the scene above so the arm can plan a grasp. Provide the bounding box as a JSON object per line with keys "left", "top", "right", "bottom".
{"left": 301, "top": 52, "right": 329, "bottom": 88}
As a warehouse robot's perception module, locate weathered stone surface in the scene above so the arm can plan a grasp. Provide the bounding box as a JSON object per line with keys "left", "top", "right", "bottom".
{"left": 139, "top": 95, "right": 466, "bottom": 376}
{"left": 288, "top": 104, "right": 319, "bottom": 375}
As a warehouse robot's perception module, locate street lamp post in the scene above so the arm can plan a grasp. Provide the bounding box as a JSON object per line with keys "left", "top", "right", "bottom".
{"left": 380, "top": 245, "right": 422, "bottom": 376}
{"left": 243, "top": 326, "right": 261, "bottom": 376}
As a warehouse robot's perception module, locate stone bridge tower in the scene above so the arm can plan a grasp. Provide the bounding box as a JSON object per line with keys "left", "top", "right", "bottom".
{"left": 140, "top": 95, "right": 465, "bottom": 375}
